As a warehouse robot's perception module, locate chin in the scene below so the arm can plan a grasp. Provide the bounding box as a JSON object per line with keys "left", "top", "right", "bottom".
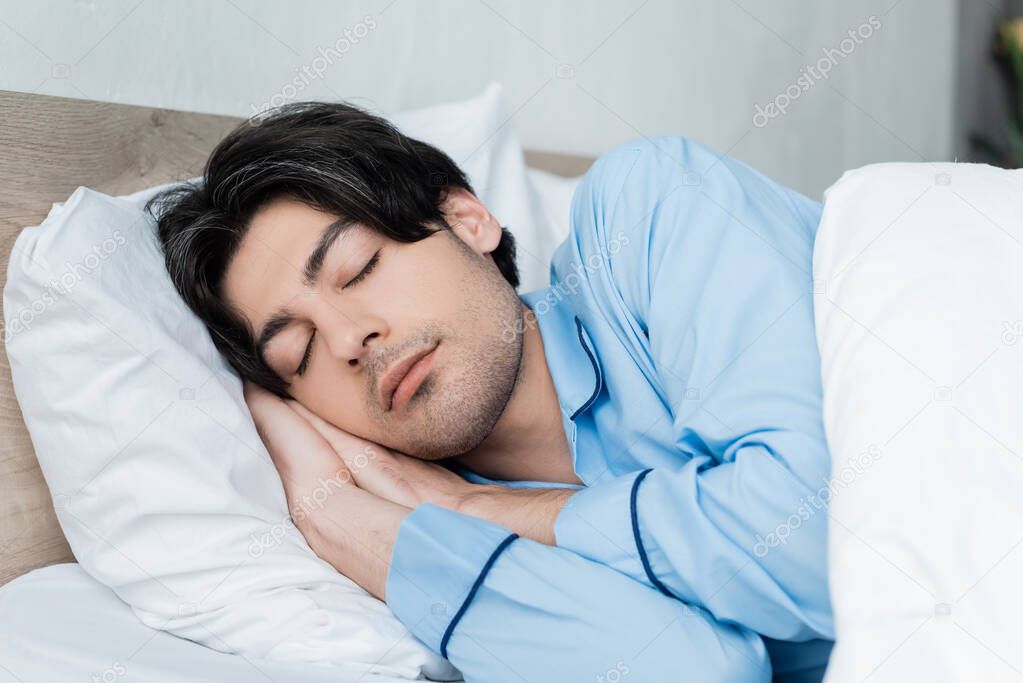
{"left": 393, "top": 399, "right": 502, "bottom": 461}
{"left": 397, "top": 428, "right": 484, "bottom": 461}
{"left": 389, "top": 320, "right": 522, "bottom": 460}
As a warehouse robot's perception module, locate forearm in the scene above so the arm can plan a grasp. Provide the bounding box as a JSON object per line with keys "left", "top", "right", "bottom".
{"left": 554, "top": 460, "right": 833, "bottom": 640}
{"left": 387, "top": 504, "right": 770, "bottom": 682}
{"left": 302, "top": 487, "right": 410, "bottom": 601}
{"left": 458, "top": 484, "right": 574, "bottom": 545}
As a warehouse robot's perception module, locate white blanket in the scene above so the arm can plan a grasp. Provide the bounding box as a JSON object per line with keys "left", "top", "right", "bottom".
{"left": 813, "top": 162, "right": 1023, "bottom": 681}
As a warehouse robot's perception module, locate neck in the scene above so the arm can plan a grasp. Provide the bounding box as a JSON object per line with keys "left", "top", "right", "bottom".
{"left": 452, "top": 303, "right": 581, "bottom": 486}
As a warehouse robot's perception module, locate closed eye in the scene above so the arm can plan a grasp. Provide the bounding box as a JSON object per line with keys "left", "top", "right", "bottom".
{"left": 295, "top": 329, "right": 315, "bottom": 376}
{"left": 343, "top": 249, "right": 381, "bottom": 289}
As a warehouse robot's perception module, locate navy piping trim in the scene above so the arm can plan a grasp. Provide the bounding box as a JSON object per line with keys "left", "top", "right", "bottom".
{"left": 631, "top": 469, "right": 675, "bottom": 599}
{"left": 570, "top": 316, "right": 603, "bottom": 421}
{"left": 439, "top": 533, "right": 519, "bottom": 659}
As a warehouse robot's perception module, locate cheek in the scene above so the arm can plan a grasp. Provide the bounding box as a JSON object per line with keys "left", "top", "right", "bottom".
{"left": 382, "top": 240, "right": 472, "bottom": 317}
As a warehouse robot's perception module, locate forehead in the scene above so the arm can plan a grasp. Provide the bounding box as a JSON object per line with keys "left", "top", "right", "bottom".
{"left": 221, "top": 196, "right": 339, "bottom": 331}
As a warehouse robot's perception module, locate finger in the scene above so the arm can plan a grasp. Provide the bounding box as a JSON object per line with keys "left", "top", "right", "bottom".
{"left": 285, "top": 400, "right": 346, "bottom": 443}
{"left": 247, "top": 390, "right": 350, "bottom": 481}
{"left": 284, "top": 402, "right": 421, "bottom": 504}
{"left": 286, "top": 401, "right": 389, "bottom": 467}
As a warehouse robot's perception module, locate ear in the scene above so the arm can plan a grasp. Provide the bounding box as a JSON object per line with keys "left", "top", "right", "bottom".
{"left": 439, "top": 186, "right": 503, "bottom": 256}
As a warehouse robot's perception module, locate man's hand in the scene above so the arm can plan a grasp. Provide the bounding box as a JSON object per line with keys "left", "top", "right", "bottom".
{"left": 244, "top": 381, "right": 408, "bottom": 600}
{"left": 286, "top": 400, "right": 475, "bottom": 510}
{"left": 288, "top": 401, "right": 575, "bottom": 546}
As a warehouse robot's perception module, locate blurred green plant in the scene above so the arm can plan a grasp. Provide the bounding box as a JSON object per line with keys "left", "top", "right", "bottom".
{"left": 971, "top": 18, "right": 1023, "bottom": 168}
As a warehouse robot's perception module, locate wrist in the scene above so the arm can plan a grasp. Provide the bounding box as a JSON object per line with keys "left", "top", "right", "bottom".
{"left": 452, "top": 483, "right": 503, "bottom": 517}
{"left": 302, "top": 487, "right": 410, "bottom": 601}
{"left": 456, "top": 485, "right": 574, "bottom": 545}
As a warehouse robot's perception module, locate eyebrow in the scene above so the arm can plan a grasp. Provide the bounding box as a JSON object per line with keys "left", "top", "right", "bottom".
{"left": 302, "top": 217, "right": 356, "bottom": 288}
{"left": 255, "top": 216, "right": 356, "bottom": 360}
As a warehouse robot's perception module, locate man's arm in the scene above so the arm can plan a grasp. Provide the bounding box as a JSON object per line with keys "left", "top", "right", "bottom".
{"left": 257, "top": 387, "right": 770, "bottom": 682}
{"left": 245, "top": 380, "right": 409, "bottom": 600}
{"left": 544, "top": 136, "right": 833, "bottom": 642}
{"left": 457, "top": 484, "right": 573, "bottom": 545}
{"left": 387, "top": 504, "right": 770, "bottom": 683}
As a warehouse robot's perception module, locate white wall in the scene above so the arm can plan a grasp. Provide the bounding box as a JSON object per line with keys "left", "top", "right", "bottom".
{"left": 0, "top": 0, "right": 958, "bottom": 198}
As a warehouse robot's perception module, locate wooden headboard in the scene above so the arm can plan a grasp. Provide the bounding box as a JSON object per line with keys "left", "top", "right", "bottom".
{"left": 0, "top": 89, "right": 593, "bottom": 586}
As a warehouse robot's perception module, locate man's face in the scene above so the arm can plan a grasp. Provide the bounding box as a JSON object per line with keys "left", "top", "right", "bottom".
{"left": 223, "top": 193, "right": 524, "bottom": 459}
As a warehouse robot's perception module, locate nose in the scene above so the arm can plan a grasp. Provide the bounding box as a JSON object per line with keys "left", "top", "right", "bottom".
{"left": 315, "top": 303, "right": 387, "bottom": 368}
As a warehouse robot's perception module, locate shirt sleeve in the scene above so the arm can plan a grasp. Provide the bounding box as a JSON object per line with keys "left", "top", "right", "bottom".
{"left": 386, "top": 503, "right": 770, "bottom": 683}
{"left": 551, "top": 136, "right": 833, "bottom": 642}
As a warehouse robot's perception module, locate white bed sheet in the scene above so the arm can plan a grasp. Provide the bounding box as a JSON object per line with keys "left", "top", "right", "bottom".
{"left": 0, "top": 563, "right": 416, "bottom": 683}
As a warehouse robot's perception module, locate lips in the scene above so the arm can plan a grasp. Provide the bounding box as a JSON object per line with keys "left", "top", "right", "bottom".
{"left": 378, "top": 342, "right": 438, "bottom": 412}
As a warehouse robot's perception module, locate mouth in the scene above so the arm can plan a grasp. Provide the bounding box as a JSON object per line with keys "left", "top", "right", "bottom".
{"left": 378, "top": 342, "right": 439, "bottom": 412}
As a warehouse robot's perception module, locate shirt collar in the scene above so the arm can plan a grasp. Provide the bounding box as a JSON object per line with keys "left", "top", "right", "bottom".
{"left": 519, "top": 288, "right": 603, "bottom": 421}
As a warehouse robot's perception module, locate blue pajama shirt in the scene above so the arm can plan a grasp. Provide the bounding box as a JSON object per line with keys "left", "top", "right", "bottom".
{"left": 386, "top": 136, "right": 835, "bottom": 682}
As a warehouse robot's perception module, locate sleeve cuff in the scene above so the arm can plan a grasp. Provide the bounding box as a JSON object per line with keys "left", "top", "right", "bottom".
{"left": 385, "top": 502, "right": 517, "bottom": 655}
{"left": 554, "top": 468, "right": 674, "bottom": 596}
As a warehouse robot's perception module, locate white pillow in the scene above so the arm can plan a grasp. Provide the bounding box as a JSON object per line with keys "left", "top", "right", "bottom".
{"left": 525, "top": 167, "right": 583, "bottom": 247}
{"left": 813, "top": 162, "right": 1023, "bottom": 681}
{"left": 3, "top": 83, "right": 551, "bottom": 680}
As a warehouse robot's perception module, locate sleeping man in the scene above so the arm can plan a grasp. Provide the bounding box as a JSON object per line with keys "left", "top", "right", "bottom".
{"left": 149, "top": 102, "right": 835, "bottom": 682}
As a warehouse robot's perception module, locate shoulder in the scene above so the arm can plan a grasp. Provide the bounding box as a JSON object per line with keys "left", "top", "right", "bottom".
{"left": 569, "top": 135, "right": 821, "bottom": 257}
{"left": 568, "top": 135, "right": 782, "bottom": 238}
{"left": 551, "top": 137, "right": 720, "bottom": 324}
{"left": 563, "top": 136, "right": 739, "bottom": 264}
{"left": 553, "top": 134, "right": 821, "bottom": 319}
{"left": 572, "top": 136, "right": 719, "bottom": 212}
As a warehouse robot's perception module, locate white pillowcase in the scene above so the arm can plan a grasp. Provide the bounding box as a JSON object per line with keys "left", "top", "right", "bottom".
{"left": 813, "top": 162, "right": 1023, "bottom": 681}
{"left": 525, "top": 167, "right": 581, "bottom": 247}
{"left": 3, "top": 82, "right": 563, "bottom": 680}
